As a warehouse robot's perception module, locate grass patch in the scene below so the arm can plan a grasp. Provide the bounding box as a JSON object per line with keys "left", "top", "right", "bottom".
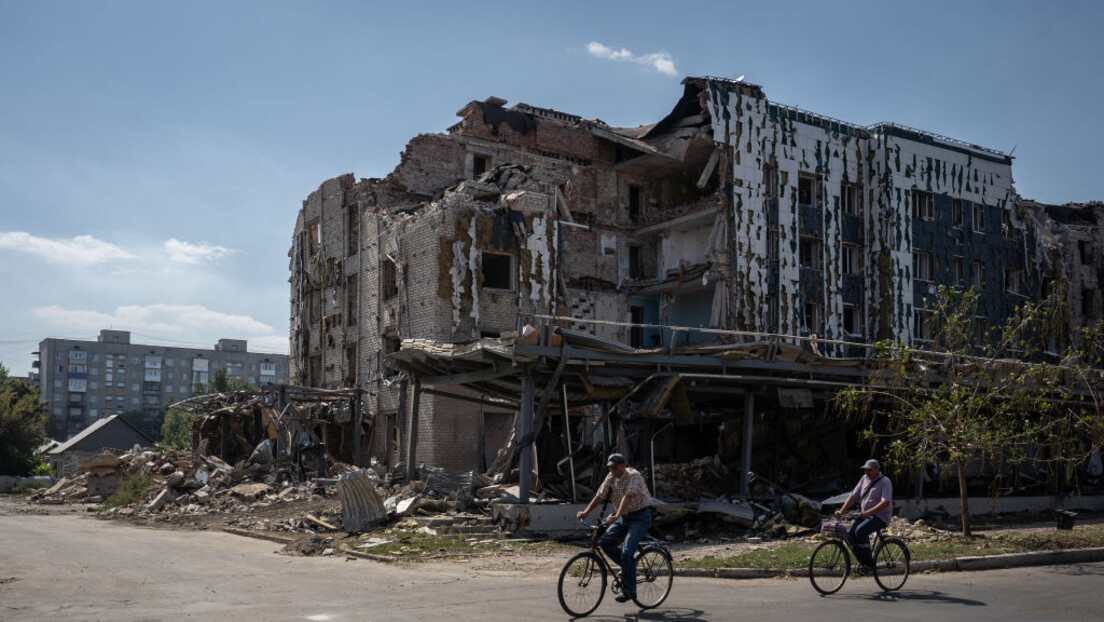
{"left": 674, "top": 524, "right": 1104, "bottom": 571}
{"left": 102, "top": 473, "right": 157, "bottom": 509}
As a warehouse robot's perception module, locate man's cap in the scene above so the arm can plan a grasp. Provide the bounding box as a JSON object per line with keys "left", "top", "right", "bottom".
{"left": 606, "top": 453, "right": 626, "bottom": 467}
{"left": 862, "top": 459, "right": 881, "bottom": 470}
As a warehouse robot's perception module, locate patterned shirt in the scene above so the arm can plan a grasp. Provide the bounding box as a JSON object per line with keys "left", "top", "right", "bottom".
{"left": 597, "top": 467, "right": 652, "bottom": 515}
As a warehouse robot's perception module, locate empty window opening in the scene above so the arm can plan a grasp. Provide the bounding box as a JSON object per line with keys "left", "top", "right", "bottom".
{"left": 382, "top": 260, "right": 399, "bottom": 300}
{"left": 308, "top": 221, "right": 321, "bottom": 253}
{"left": 803, "top": 302, "right": 823, "bottom": 333}
{"left": 953, "top": 257, "right": 965, "bottom": 286}
{"left": 347, "top": 205, "right": 359, "bottom": 256}
{"left": 798, "top": 174, "right": 821, "bottom": 207}
{"left": 912, "top": 190, "right": 934, "bottom": 221}
{"left": 973, "top": 204, "right": 986, "bottom": 232}
{"left": 974, "top": 260, "right": 986, "bottom": 290}
{"left": 628, "top": 185, "right": 642, "bottom": 222}
{"left": 843, "top": 306, "right": 863, "bottom": 336}
{"left": 1005, "top": 267, "right": 1023, "bottom": 295}
{"left": 842, "top": 244, "right": 860, "bottom": 275}
{"left": 628, "top": 244, "right": 643, "bottom": 279}
{"left": 799, "top": 237, "right": 823, "bottom": 271}
{"left": 481, "top": 252, "right": 514, "bottom": 290}
{"left": 841, "top": 183, "right": 862, "bottom": 215}
{"left": 473, "top": 155, "right": 489, "bottom": 176}
{"left": 346, "top": 275, "right": 358, "bottom": 325}
{"left": 952, "top": 199, "right": 964, "bottom": 228}
{"left": 914, "top": 309, "right": 935, "bottom": 341}
{"left": 913, "top": 251, "right": 934, "bottom": 282}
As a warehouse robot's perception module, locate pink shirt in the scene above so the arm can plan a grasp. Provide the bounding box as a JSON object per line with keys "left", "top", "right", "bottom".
{"left": 849, "top": 474, "right": 893, "bottom": 524}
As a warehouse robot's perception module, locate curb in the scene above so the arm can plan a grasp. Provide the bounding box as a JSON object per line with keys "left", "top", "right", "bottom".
{"left": 672, "top": 547, "right": 1104, "bottom": 580}
{"left": 220, "top": 526, "right": 396, "bottom": 562}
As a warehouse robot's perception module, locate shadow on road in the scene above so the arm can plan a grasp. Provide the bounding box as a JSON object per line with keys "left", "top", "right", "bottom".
{"left": 865, "top": 590, "right": 986, "bottom": 607}
{"left": 1051, "top": 563, "right": 1104, "bottom": 577}
{"left": 583, "top": 607, "right": 707, "bottom": 622}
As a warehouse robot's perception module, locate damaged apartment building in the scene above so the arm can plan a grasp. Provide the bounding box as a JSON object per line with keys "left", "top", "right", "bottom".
{"left": 290, "top": 76, "right": 1103, "bottom": 493}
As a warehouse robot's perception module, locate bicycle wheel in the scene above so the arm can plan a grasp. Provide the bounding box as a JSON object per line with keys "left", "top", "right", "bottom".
{"left": 558, "top": 551, "right": 607, "bottom": 617}
{"left": 808, "top": 540, "right": 850, "bottom": 595}
{"left": 873, "top": 537, "right": 910, "bottom": 591}
{"left": 632, "top": 547, "right": 673, "bottom": 609}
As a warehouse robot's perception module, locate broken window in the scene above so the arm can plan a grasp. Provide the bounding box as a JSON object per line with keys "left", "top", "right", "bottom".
{"left": 628, "top": 244, "right": 643, "bottom": 279}
{"left": 843, "top": 306, "right": 862, "bottom": 336}
{"left": 382, "top": 260, "right": 399, "bottom": 300}
{"left": 481, "top": 252, "right": 513, "bottom": 290}
{"left": 345, "top": 346, "right": 357, "bottom": 386}
{"left": 952, "top": 199, "right": 964, "bottom": 228}
{"left": 974, "top": 260, "right": 986, "bottom": 290}
{"left": 953, "top": 256, "right": 965, "bottom": 286}
{"left": 973, "top": 204, "right": 986, "bottom": 232}
{"left": 347, "top": 205, "right": 359, "bottom": 256}
{"left": 798, "top": 174, "right": 821, "bottom": 207}
{"left": 1080, "top": 240, "right": 1094, "bottom": 264}
{"left": 803, "top": 301, "right": 823, "bottom": 333}
{"left": 1005, "top": 267, "right": 1023, "bottom": 295}
{"left": 383, "top": 336, "right": 401, "bottom": 378}
{"left": 473, "top": 154, "right": 489, "bottom": 177}
{"left": 309, "top": 289, "right": 322, "bottom": 323}
{"left": 841, "top": 183, "right": 862, "bottom": 215}
{"left": 764, "top": 164, "right": 779, "bottom": 198}
{"left": 842, "top": 244, "right": 860, "bottom": 275}
{"left": 912, "top": 190, "right": 934, "bottom": 221}
{"left": 628, "top": 185, "right": 643, "bottom": 223}
{"left": 914, "top": 309, "right": 934, "bottom": 341}
{"left": 913, "top": 251, "right": 934, "bottom": 282}
{"left": 308, "top": 221, "right": 321, "bottom": 253}
{"left": 799, "top": 237, "right": 822, "bottom": 271}
{"left": 346, "top": 275, "right": 358, "bottom": 325}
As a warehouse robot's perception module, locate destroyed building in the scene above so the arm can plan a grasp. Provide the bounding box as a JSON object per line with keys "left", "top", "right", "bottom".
{"left": 290, "top": 77, "right": 1104, "bottom": 495}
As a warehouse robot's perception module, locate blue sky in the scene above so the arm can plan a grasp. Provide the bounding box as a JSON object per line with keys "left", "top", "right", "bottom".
{"left": 2, "top": 0, "right": 1102, "bottom": 376}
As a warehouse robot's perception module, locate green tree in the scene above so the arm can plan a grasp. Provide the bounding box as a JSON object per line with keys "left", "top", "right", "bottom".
{"left": 0, "top": 363, "right": 48, "bottom": 476}
{"left": 160, "top": 406, "right": 194, "bottom": 450}
{"left": 838, "top": 287, "right": 1104, "bottom": 537}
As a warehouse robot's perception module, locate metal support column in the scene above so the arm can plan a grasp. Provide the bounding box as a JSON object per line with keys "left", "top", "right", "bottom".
{"left": 741, "top": 392, "right": 755, "bottom": 496}
{"left": 519, "top": 373, "right": 535, "bottom": 505}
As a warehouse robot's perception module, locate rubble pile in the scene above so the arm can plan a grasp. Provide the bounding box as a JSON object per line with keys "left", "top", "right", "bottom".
{"left": 652, "top": 457, "right": 735, "bottom": 501}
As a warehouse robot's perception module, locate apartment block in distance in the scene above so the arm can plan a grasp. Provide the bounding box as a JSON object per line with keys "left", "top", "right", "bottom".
{"left": 36, "top": 330, "right": 289, "bottom": 440}
{"left": 290, "top": 76, "right": 1103, "bottom": 475}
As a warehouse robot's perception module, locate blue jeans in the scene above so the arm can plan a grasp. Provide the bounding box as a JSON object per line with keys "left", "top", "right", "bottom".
{"left": 848, "top": 515, "right": 886, "bottom": 567}
{"left": 598, "top": 509, "right": 652, "bottom": 595}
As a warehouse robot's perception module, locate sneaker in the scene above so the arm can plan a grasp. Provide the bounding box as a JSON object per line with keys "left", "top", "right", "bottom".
{"left": 615, "top": 593, "right": 636, "bottom": 603}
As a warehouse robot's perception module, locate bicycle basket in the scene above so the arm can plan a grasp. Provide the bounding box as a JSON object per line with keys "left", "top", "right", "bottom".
{"left": 820, "top": 519, "right": 848, "bottom": 540}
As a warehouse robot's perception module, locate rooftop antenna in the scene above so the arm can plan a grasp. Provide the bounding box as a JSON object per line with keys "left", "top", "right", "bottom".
{"left": 1009, "top": 144, "right": 1017, "bottom": 156}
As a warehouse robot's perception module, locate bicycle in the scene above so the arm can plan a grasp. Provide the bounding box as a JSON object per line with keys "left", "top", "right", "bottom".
{"left": 556, "top": 518, "right": 674, "bottom": 617}
{"left": 808, "top": 515, "right": 910, "bottom": 595}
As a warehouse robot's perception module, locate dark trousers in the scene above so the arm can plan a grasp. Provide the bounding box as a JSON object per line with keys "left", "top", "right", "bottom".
{"left": 848, "top": 515, "right": 886, "bottom": 567}
{"left": 598, "top": 509, "right": 652, "bottom": 595}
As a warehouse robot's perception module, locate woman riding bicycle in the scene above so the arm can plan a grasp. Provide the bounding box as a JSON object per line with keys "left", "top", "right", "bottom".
{"left": 835, "top": 459, "right": 893, "bottom": 573}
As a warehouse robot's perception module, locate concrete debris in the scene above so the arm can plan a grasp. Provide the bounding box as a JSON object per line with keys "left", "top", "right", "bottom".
{"left": 652, "top": 457, "right": 734, "bottom": 501}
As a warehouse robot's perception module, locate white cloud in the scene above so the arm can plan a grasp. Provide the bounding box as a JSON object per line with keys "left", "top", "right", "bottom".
{"left": 586, "top": 41, "right": 679, "bottom": 77}
{"left": 163, "top": 238, "right": 238, "bottom": 264}
{"left": 0, "top": 232, "right": 137, "bottom": 264}
{"left": 33, "top": 303, "right": 276, "bottom": 339}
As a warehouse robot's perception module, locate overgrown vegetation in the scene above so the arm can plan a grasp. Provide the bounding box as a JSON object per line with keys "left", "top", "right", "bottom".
{"left": 102, "top": 472, "right": 156, "bottom": 508}
{"left": 837, "top": 287, "right": 1104, "bottom": 537}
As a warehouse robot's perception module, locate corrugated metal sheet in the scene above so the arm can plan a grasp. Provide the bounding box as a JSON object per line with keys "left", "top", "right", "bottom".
{"left": 420, "top": 465, "right": 473, "bottom": 496}
{"left": 336, "top": 470, "right": 386, "bottom": 532}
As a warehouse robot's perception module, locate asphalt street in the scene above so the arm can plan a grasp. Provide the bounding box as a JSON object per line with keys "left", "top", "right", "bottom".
{"left": 2, "top": 512, "right": 1102, "bottom": 621}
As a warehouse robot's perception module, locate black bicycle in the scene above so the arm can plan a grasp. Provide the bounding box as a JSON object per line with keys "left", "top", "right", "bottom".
{"left": 808, "top": 516, "right": 910, "bottom": 594}
{"left": 557, "top": 519, "right": 674, "bottom": 617}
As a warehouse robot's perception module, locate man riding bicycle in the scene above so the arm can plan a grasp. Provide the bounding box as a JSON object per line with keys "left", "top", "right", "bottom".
{"left": 835, "top": 459, "right": 893, "bottom": 573}
{"left": 576, "top": 453, "right": 652, "bottom": 603}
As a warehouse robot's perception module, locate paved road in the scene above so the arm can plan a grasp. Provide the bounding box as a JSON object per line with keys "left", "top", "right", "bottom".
{"left": 2, "top": 512, "right": 1103, "bottom": 621}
